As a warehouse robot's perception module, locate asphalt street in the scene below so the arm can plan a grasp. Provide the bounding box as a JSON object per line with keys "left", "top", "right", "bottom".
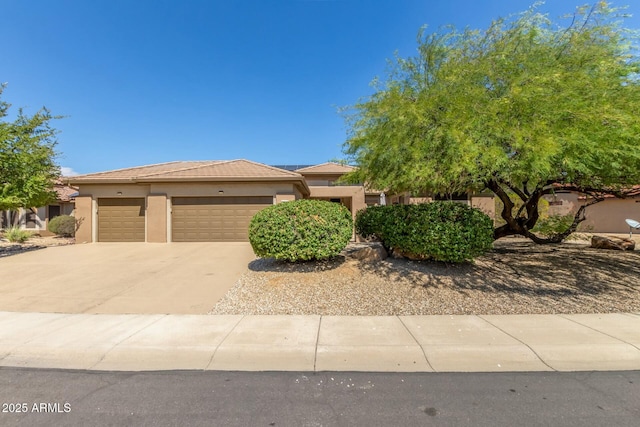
{"left": 1, "top": 368, "right": 638, "bottom": 426}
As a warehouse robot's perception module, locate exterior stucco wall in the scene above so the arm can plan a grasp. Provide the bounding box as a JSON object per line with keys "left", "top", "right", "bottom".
{"left": 149, "top": 182, "right": 298, "bottom": 197}
{"left": 545, "top": 193, "right": 640, "bottom": 233}
{"left": 308, "top": 185, "right": 366, "bottom": 229}
{"left": 74, "top": 196, "right": 93, "bottom": 243}
{"left": 74, "top": 181, "right": 301, "bottom": 242}
{"left": 147, "top": 194, "right": 167, "bottom": 243}
{"left": 471, "top": 195, "right": 496, "bottom": 218}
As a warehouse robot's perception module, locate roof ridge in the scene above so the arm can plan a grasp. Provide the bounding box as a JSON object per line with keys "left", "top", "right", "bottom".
{"left": 136, "top": 161, "right": 222, "bottom": 178}
{"left": 231, "top": 159, "right": 303, "bottom": 177}
{"left": 295, "top": 162, "right": 355, "bottom": 172}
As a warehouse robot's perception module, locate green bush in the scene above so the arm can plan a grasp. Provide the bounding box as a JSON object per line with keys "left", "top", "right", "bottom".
{"left": 531, "top": 214, "right": 575, "bottom": 237}
{"left": 48, "top": 215, "right": 76, "bottom": 237}
{"left": 249, "top": 199, "right": 353, "bottom": 262}
{"left": 355, "top": 202, "right": 494, "bottom": 263}
{"left": 3, "top": 226, "right": 32, "bottom": 243}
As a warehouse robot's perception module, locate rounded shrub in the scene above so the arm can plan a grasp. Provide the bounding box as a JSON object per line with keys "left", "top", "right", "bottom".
{"left": 249, "top": 199, "right": 353, "bottom": 262}
{"left": 355, "top": 202, "right": 494, "bottom": 263}
{"left": 48, "top": 215, "right": 76, "bottom": 237}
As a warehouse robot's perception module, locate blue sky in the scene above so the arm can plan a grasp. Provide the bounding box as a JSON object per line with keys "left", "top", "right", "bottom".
{"left": 2, "top": 0, "right": 639, "bottom": 175}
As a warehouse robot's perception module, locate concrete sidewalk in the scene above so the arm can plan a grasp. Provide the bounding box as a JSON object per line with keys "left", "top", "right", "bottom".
{"left": 1, "top": 311, "right": 639, "bottom": 372}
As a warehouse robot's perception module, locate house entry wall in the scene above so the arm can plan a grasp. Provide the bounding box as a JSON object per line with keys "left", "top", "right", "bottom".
{"left": 171, "top": 196, "right": 272, "bottom": 242}
{"left": 97, "top": 198, "right": 146, "bottom": 242}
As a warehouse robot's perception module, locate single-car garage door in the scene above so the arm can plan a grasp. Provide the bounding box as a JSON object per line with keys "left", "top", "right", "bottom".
{"left": 98, "top": 198, "right": 146, "bottom": 242}
{"left": 172, "top": 196, "right": 272, "bottom": 242}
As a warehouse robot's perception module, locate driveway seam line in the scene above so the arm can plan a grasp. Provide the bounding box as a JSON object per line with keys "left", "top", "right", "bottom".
{"left": 89, "top": 314, "right": 168, "bottom": 370}
{"left": 314, "top": 316, "right": 322, "bottom": 372}
{"left": 478, "top": 315, "right": 557, "bottom": 372}
{"left": 205, "top": 315, "right": 245, "bottom": 370}
{"left": 397, "top": 316, "right": 435, "bottom": 372}
{"left": 558, "top": 314, "right": 640, "bottom": 352}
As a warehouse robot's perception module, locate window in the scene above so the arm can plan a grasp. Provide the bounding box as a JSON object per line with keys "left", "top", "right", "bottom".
{"left": 48, "top": 205, "right": 61, "bottom": 220}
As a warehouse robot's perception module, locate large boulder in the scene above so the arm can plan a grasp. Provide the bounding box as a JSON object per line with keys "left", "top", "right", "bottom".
{"left": 347, "top": 243, "right": 388, "bottom": 262}
{"left": 590, "top": 236, "right": 636, "bottom": 251}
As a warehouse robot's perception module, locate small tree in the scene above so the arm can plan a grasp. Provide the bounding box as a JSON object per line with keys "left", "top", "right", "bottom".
{"left": 0, "top": 84, "right": 61, "bottom": 211}
{"left": 343, "top": 2, "right": 640, "bottom": 243}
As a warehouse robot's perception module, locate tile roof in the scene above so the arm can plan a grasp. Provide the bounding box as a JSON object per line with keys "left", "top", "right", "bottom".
{"left": 295, "top": 162, "right": 356, "bottom": 174}
{"left": 53, "top": 182, "right": 78, "bottom": 202}
{"left": 69, "top": 160, "right": 304, "bottom": 183}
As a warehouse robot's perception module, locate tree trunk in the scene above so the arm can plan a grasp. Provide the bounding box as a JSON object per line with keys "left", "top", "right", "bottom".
{"left": 486, "top": 179, "right": 597, "bottom": 244}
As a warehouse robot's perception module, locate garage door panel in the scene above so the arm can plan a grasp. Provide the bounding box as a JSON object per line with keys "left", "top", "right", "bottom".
{"left": 98, "top": 198, "right": 145, "bottom": 242}
{"left": 172, "top": 197, "right": 272, "bottom": 242}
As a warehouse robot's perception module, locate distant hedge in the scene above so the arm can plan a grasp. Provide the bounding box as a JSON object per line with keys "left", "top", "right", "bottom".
{"left": 249, "top": 199, "right": 353, "bottom": 262}
{"left": 355, "top": 202, "right": 493, "bottom": 263}
{"left": 48, "top": 215, "right": 76, "bottom": 237}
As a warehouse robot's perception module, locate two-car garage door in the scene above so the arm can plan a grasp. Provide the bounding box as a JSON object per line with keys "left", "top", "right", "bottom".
{"left": 171, "top": 196, "right": 272, "bottom": 242}
{"left": 97, "top": 196, "right": 272, "bottom": 242}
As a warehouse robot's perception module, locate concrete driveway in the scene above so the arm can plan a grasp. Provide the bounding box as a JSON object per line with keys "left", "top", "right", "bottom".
{"left": 0, "top": 243, "right": 256, "bottom": 314}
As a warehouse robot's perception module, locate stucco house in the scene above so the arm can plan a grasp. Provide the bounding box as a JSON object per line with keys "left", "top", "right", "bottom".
{"left": 68, "top": 159, "right": 394, "bottom": 243}
{"left": 0, "top": 180, "right": 77, "bottom": 234}
{"left": 67, "top": 159, "right": 502, "bottom": 243}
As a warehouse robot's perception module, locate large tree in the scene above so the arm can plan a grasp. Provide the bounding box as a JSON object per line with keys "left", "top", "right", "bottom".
{"left": 0, "top": 84, "right": 60, "bottom": 211}
{"left": 343, "top": 2, "right": 640, "bottom": 243}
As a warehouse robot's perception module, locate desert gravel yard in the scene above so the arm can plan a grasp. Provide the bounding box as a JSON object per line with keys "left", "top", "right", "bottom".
{"left": 211, "top": 237, "right": 640, "bottom": 316}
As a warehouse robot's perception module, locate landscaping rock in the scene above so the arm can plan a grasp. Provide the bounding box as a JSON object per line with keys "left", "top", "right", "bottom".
{"left": 348, "top": 243, "right": 388, "bottom": 262}
{"left": 390, "top": 248, "right": 429, "bottom": 261}
{"left": 590, "top": 235, "right": 636, "bottom": 251}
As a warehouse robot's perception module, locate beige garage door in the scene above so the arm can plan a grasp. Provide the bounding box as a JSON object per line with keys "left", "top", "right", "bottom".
{"left": 172, "top": 196, "right": 272, "bottom": 242}
{"left": 98, "top": 198, "right": 146, "bottom": 242}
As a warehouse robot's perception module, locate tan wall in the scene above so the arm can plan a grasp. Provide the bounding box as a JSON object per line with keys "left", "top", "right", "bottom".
{"left": 471, "top": 195, "right": 496, "bottom": 218}
{"left": 582, "top": 199, "right": 640, "bottom": 233}
{"left": 150, "top": 182, "right": 297, "bottom": 197}
{"left": 308, "top": 186, "right": 366, "bottom": 240}
{"left": 308, "top": 186, "right": 366, "bottom": 213}
{"left": 275, "top": 193, "right": 296, "bottom": 203}
{"left": 147, "top": 194, "right": 167, "bottom": 243}
{"left": 79, "top": 184, "right": 152, "bottom": 198}
{"left": 74, "top": 196, "right": 93, "bottom": 243}
{"left": 547, "top": 193, "right": 640, "bottom": 233}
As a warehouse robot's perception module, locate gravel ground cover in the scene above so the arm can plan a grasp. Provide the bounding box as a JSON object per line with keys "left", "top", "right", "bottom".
{"left": 0, "top": 235, "right": 74, "bottom": 258}
{"left": 211, "top": 237, "right": 640, "bottom": 316}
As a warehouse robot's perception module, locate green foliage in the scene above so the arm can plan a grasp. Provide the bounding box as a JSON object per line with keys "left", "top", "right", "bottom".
{"left": 0, "top": 84, "right": 61, "bottom": 210}
{"left": 47, "top": 215, "right": 76, "bottom": 237}
{"left": 355, "top": 202, "right": 494, "bottom": 263}
{"left": 343, "top": 2, "right": 640, "bottom": 242}
{"left": 531, "top": 214, "right": 576, "bottom": 238}
{"left": 3, "top": 226, "right": 32, "bottom": 243}
{"left": 249, "top": 199, "right": 353, "bottom": 262}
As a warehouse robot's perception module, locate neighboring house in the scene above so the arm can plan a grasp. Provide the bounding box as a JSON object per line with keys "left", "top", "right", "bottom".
{"left": 0, "top": 180, "right": 77, "bottom": 234}
{"left": 544, "top": 187, "right": 640, "bottom": 233}
{"left": 67, "top": 159, "right": 415, "bottom": 243}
